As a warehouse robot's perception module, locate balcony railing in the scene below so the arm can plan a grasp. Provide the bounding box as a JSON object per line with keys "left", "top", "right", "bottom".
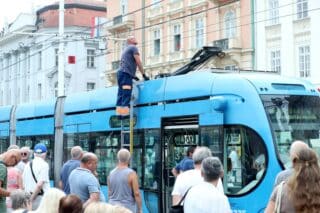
{"left": 213, "top": 38, "right": 241, "bottom": 50}
{"left": 113, "top": 15, "right": 123, "bottom": 25}
{"left": 106, "top": 14, "right": 135, "bottom": 32}
{"left": 213, "top": 38, "right": 229, "bottom": 50}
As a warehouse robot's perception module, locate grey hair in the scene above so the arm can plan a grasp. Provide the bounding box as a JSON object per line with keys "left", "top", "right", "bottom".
{"left": 117, "top": 149, "right": 131, "bottom": 163}
{"left": 10, "top": 189, "right": 31, "bottom": 210}
{"left": 7, "top": 145, "right": 20, "bottom": 151}
{"left": 20, "top": 146, "right": 30, "bottom": 152}
{"left": 201, "top": 157, "right": 223, "bottom": 182}
{"left": 71, "top": 146, "right": 83, "bottom": 159}
{"left": 192, "top": 147, "right": 212, "bottom": 165}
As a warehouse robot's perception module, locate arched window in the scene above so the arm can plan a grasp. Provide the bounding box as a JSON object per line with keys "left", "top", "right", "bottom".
{"left": 224, "top": 11, "right": 236, "bottom": 38}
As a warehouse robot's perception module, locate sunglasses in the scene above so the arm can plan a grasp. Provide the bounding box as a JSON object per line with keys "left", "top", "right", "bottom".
{"left": 21, "top": 152, "right": 28, "bottom": 157}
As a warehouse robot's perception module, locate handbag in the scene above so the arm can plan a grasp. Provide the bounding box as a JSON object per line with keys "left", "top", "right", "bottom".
{"left": 30, "top": 161, "right": 44, "bottom": 196}
{"left": 169, "top": 187, "right": 192, "bottom": 213}
{"left": 274, "top": 181, "right": 284, "bottom": 213}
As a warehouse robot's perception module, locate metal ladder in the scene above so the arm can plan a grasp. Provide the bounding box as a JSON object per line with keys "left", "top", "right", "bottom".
{"left": 120, "top": 82, "right": 138, "bottom": 154}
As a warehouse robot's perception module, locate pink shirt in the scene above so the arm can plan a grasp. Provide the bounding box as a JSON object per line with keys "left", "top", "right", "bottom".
{"left": 7, "top": 167, "right": 21, "bottom": 191}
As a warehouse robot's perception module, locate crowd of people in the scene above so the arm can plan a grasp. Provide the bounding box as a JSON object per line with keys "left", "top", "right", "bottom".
{"left": 170, "top": 141, "right": 320, "bottom": 213}
{"left": 1, "top": 139, "right": 320, "bottom": 213}
{"left": 0, "top": 144, "right": 140, "bottom": 213}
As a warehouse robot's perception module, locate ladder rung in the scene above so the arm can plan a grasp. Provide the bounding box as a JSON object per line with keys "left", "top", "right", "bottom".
{"left": 121, "top": 131, "right": 131, "bottom": 134}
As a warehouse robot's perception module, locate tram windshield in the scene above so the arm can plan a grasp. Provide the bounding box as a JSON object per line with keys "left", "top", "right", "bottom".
{"left": 261, "top": 95, "right": 320, "bottom": 168}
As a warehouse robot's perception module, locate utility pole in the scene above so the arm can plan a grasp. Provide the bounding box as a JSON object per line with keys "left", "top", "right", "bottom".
{"left": 58, "top": 0, "right": 65, "bottom": 97}
{"left": 141, "top": 0, "right": 145, "bottom": 66}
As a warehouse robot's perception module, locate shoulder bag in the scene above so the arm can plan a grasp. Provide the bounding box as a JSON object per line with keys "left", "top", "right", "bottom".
{"left": 169, "top": 187, "right": 192, "bottom": 213}
{"left": 274, "top": 181, "right": 284, "bottom": 213}
{"left": 30, "top": 161, "right": 44, "bottom": 196}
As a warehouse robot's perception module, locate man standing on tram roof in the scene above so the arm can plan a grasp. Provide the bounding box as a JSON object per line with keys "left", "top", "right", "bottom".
{"left": 116, "top": 35, "right": 149, "bottom": 116}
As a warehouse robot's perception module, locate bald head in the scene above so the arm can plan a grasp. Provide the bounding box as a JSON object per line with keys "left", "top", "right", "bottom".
{"left": 290, "top": 140, "right": 309, "bottom": 160}
{"left": 127, "top": 35, "right": 137, "bottom": 45}
{"left": 117, "top": 149, "right": 131, "bottom": 164}
{"left": 81, "top": 152, "right": 98, "bottom": 172}
{"left": 81, "top": 152, "right": 97, "bottom": 164}
{"left": 71, "top": 146, "right": 83, "bottom": 160}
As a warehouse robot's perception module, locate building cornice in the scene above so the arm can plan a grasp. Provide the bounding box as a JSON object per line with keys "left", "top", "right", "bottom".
{"left": 37, "top": 3, "right": 106, "bottom": 15}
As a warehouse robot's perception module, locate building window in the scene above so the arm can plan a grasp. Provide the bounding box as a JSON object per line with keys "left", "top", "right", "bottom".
{"left": 269, "top": 0, "right": 279, "bottom": 25}
{"left": 8, "top": 56, "right": 11, "bottom": 80}
{"left": 38, "top": 51, "right": 42, "bottom": 70}
{"left": 297, "top": 0, "right": 308, "bottom": 19}
{"left": 270, "top": 50, "right": 281, "bottom": 73}
{"left": 120, "top": 0, "right": 128, "bottom": 15}
{"left": 0, "top": 59, "right": 3, "bottom": 81}
{"left": 27, "top": 51, "right": 30, "bottom": 74}
{"left": 87, "top": 82, "right": 96, "bottom": 91}
{"left": 299, "top": 45, "right": 310, "bottom": 77}
{"left": 38, "top": 83, "right": 42, "bottom": 100}
{"left": 17, "top": 88, "right": 20, "bottom": 104}
{"left": 225, "top": 11, "right": 236, "bottom": 38}
{"left": 87, "top": 49, "right": 95, "bottom": 68}
{"left": 54, "top": 82, "right": 58, "bottom": 97}
{"left": 195, "top": 18, "right": 204, "bottom": 48}
{"left": 0, "top": 90, "right": 3, "bottom": 105}
{"left": 55, "top": 49, "right": 59, "bottom": 66}
{"left": 153, "top": 29, "right": 160, "bottom": 56}
{"left": 173, "top": 24, "right": 181, "bottom": 52}
{"left": 26, "top": 85, "right": 30, "bottom": 102}
{"left": 7, "top": 89, "right": 11, "bottom": 104}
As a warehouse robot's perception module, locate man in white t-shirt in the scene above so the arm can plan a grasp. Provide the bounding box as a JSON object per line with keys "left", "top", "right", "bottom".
{"left": 23, "top": 143, "right": 50, "bottom": 210}
{"left": 184, "top": 157, "right": 231, "bottom": 213}
{"left": 171, "top": 147, "right": 224, "bottom": 205}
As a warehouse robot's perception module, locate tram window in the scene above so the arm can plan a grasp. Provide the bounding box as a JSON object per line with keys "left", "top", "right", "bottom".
{"left": 200, "top": 127, "right": 223, "bottom": 160}
{"left": 94, "top": 132, "right": 120, "bottom": 185}
{"left": 63, "top": 133, "right": 90, "bottom": 162}
{"left": 261, "top": 95, "right": 320, "bottom": 169}
{"left": 0, "top": 137, "right": 9, "bottom": 153}
{"left": 144, "top": 129, "right": 161, "bottom": 190}
{"left": 109, "top": 115, "right": 137, "bottom": 128}
{"left": 224, "top": 126, "right": 267, "bottom": 195}
{"left": 17, "top": 136, "right": 54, "bottom": 179}
{"left": 130, "top": 132, "right": 144, "bottom": 185}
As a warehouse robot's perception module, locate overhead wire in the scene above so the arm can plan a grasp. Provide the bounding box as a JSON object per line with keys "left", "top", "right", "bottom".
{"left": 0, "top": 1, "right": 317, "bottom": 77}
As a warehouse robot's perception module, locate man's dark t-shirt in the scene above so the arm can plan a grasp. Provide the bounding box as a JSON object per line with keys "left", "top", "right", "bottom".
{"left": 120, "top": 45, "right": 139, "bottom": 76}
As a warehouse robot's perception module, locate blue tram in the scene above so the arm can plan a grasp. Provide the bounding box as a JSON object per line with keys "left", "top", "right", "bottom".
{"left": 1, "top": 48, "right": 320, "bottom": 213}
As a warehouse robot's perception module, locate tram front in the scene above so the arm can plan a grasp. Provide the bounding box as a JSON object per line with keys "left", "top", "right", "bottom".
{"left": 261, "top": 94, "right": 320, "bottom": 169}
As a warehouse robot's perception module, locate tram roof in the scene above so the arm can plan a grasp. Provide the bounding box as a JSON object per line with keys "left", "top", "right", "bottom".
{"left": 0, "top": 105, "right": 12, "bottom": 122}
{"left": 16, "top": 99, "right": 56, "bottom": 119}
{"left": 64, "top": 71, "right": 317, "bottom": 114}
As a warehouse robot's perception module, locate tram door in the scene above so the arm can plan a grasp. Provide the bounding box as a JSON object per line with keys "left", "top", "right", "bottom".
{"left": 161, "top": 116, "right": 199, "bottom": 213}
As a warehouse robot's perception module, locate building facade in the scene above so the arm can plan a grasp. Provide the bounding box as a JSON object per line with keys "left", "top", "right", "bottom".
{"left": 0, "top": 0, "right": 107, "bottom": 106}
{"left": 255, "top": 0, "right": 320, "bottom": 85}
{"left": 105, "top": 0, "right": 254, "bottom": 85}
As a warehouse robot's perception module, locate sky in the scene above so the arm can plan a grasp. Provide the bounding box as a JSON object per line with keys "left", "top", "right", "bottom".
{"left": 0, "top": 0, "right": 56, "bottom": 29}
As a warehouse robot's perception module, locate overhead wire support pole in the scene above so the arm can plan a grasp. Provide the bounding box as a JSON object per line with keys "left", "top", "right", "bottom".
{"left": 58, "top": 0, "right": 65, "bottom": 97}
